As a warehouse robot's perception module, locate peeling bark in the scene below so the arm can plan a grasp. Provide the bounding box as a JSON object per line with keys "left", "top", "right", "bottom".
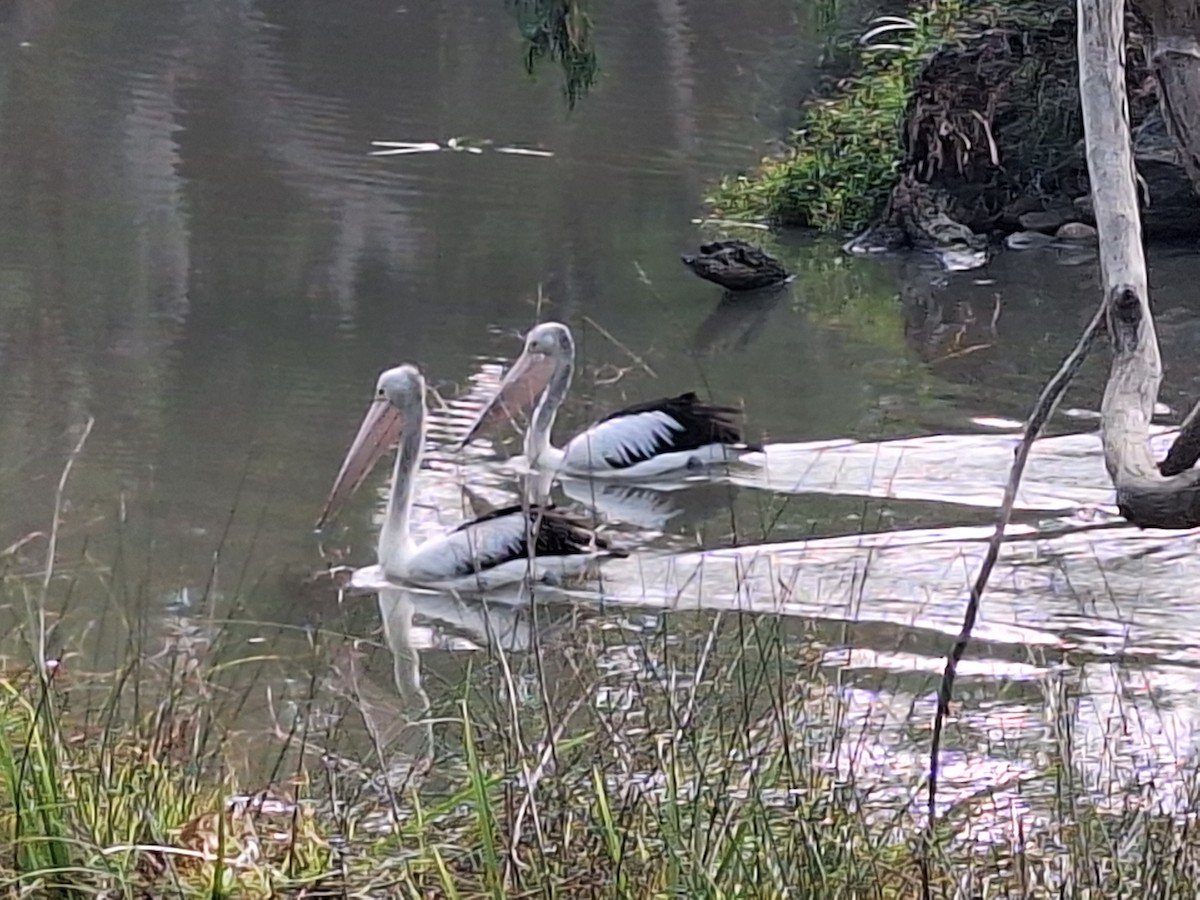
{"left": 1080, "top": 0, "right": 1200, "bottom": 528}
{"left": 1137, "top": 1, "right": 1200, "bottom": 193}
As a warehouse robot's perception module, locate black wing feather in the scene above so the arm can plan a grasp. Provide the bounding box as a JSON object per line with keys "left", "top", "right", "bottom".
{"left": 448, "top": 503, "right": 625, "bottom": 576}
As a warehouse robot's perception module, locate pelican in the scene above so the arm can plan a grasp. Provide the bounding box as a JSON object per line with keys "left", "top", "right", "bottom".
{"left": 317, "top": 364, "right": 623, "bottom": 591}
{"left": 459, "top": 322, "right": 759, "bottom": 478}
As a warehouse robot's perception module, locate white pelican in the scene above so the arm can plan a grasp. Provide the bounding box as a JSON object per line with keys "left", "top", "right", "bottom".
{"left": 317, "top": 364, "right": 623, "bottom": 591}
{"left": 459, "top": 322, "right": 759, "bottom": 478}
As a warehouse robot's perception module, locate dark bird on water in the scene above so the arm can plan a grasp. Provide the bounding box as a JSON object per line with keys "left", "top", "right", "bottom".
{"left": 680, "top": 240, "right": 791, "bottom": 292}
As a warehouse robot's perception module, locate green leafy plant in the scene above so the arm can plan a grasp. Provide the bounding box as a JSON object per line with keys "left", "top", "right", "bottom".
{"left": 506, "top": 0, "right": 599, "bottom": 109}
{"left": 707, "top": 1, "right": 965, "bottom": 232}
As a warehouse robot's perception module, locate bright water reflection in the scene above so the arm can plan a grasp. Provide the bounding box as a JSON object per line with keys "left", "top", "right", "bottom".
{"left": 1, "top": 0, "right": 1200, "bottom": 847}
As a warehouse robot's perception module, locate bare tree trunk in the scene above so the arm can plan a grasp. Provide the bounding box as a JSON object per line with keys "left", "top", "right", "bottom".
{"left": 1137, "top": 1, "right": 1200, "bottom": 191}
{"left": 1079, "top": 0, "right": 1200, "bottom": 527}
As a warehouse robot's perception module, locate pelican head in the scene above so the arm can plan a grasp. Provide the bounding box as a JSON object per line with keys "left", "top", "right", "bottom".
{"left": 317, "top": 364, "right": 424, "bottom": 528}
{"left": 458, "top": 322, "right": 574, "bottom": 447}
{"left": 523, "top": 321, "right": 574, "bottom": 360}
{"left": 376, "top": 364, "right": 425, "bottom": 409}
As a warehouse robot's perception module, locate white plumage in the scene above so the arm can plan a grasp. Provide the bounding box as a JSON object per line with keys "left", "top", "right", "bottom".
{"left": 405, "top": 516, "right": 534, "bottom": 582}
{"left": 459, "top": 322, "right": 759, "bottom": 478}
{"left": 400, "top": 506, "right": 604, "bottom": 590}
{"left": 560, "top": 411, "right": 682, "bottom": 471}
{"left": 318, "top": 364, "right": 622, "bottom": 592}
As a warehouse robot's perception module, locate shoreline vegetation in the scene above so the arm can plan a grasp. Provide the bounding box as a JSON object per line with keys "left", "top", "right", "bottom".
{"left": 3, "top": 532, "right": 1200, "bottom": 897}
{"left": 6, "top": 614, "right": 1200, "bottom": 898}
{"left": 705, "top": 0, "right": 1188, "bottom": 260}
{"left": 706, "top": 0, "right": 966, "bottom": 234}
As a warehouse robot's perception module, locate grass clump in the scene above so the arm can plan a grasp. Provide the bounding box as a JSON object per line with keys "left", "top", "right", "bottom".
{"left": 5, "top": 446, "right": 1200, "bottom": 898}
{"left": 0, "top": 663, "right": 343, "bottom": 898}
{"left": 706, "top": 1, "right": 966, "bottom": 232}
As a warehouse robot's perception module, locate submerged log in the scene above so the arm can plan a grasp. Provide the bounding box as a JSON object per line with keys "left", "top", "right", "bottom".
{"left": 680, "top": 240, "right": 791, "bottom": 292}
{"left": 1079, "top": 0, "right": 1200, "bottom": 527}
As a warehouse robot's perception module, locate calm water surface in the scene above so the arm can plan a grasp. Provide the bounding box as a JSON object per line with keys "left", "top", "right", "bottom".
{"left": 3, "top": 0, "right": 1200, "bottom": 829}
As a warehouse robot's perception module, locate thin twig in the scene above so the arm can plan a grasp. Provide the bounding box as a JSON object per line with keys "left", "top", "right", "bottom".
{"left": 582, "top": 315, "right": 657, "bottom": 378}
{"left": 101, "top": 843, "right": 246, "bottom": 865}
{"left": 2, "top": 531, "right": 44, "bottom": 558}
{"left": 33, "top": 416, "right": 94, "bottom": 673}
{"left": 633, "top": 260, "right": 720, "bottom": 402}
{"left": 921, "top": 299, "right": 1107, "bottom": 898}
{"left": 688, "top": 217, "right": 771, "bottom": 231}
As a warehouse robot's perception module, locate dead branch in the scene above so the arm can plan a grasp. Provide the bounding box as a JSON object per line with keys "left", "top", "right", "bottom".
{"left": 1159, "top": 397, "right": 1200, "bottom": 475}
{"left": 921, "top": 300, "right": 1107, "bottom": 899}
{"left": 1081, "top": 0, "right": 1200, "bottom": 526}
{"left": 924, "top": 2, "right": 1200, "bottom": 894}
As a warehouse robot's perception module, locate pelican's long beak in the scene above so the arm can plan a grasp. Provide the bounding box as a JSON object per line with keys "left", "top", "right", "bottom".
{"left": 457, "top": 351, "right": 557, "bottom": 447}
{"left": 317, "top": 398, "right": 404, "bottom": 528}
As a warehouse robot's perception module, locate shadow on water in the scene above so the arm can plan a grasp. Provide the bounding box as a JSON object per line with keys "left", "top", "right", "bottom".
{"left": 688, "top": 282, "right": 792, "bottom": 358}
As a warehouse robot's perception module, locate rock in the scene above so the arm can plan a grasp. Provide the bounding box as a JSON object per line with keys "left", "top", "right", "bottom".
{"left": 1025, "top": 112, "right": 1200, "bottom": 238}
{"left": 1055, "top": 222, "right": 1098, "bottom": 240}
{"left": 1005, "top": 230, "right": 1054, "bottom": 250}
{"left": 1131, "top": 109, "right": 1200, "bottom": 238}
{"left": 1071, "top": 108, "right": 1200, "bottom": 238}
{"left": 999, "top": 196, "right": 1046, "bottom": 230}
{"left": 1018, "top": 208, "right": 1074, "bottom": 233}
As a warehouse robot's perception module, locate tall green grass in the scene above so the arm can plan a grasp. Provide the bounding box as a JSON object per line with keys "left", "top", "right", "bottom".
{"left": 4, "top": 589, "right": 1200, "bottom": 898}
{"left": 3, "top": 445, "right": 1200, "bottom": 899}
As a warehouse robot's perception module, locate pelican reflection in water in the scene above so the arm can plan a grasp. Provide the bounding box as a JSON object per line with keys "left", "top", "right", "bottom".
{"left": 330, "top": 587, "right": 434, "bottom": 792}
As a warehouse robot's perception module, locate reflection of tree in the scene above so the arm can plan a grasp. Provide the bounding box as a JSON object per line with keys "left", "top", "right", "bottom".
{"left": 505, "top": 0, "right": 598, "bottom": 108}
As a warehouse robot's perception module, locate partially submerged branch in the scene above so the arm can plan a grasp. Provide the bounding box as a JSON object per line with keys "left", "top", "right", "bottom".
{"left": 925, "top": 3, "right": 1200, "bottom": 890}
{"left": 1080, "top": 0, "right": 1200, "bottom": 527}
{"left": 923, "top": 299, "right": 1108, "bottom": 895}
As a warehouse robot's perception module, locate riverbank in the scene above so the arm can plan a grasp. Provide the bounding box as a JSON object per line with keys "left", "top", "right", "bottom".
{"left": 706, "top": 0, "right": 1184, "bottom": 257}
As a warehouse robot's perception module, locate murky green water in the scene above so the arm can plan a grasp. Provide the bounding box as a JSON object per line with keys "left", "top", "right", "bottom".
{"left": 3, "top": 0, "right": 1200, "bottom": 832}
